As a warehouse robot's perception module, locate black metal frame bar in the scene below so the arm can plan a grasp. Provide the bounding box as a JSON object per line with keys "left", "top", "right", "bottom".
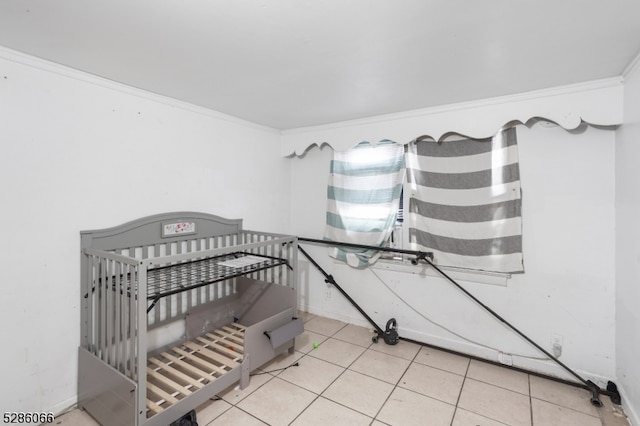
{"left": 85, "top": 252, "right": 290, "bottom": 313}
{"left": 299, "top": 246, "right": 385, "bottom": 337}
{"left": 299, "top": 237, "right": 434, "bottom": 262}
{"left": 298, "top": 237, "right": 621, "bottom": 407}
{"left": 145, "top": 251, "right": 289, "bottom": 313}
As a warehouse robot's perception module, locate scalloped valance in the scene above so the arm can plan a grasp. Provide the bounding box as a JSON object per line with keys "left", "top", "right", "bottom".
{"left": 281, "top": 79, "right": 623, "bottom": 156}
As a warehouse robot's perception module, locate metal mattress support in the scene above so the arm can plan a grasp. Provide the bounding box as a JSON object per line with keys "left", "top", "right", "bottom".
{"left": 146, "top": 252, "right": 289, "bottom": 313}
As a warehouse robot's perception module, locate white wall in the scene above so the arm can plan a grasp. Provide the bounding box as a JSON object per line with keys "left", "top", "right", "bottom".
{"left": 0, "top": 44, "right": 632, "bottom": 419}
{"left": 0, "top": 50, "right": 289, "bottom": 415}
{"left": 290, "top": 118, "right": 618, "bottom": 385}
{"left": 615, "top": 60, "right": 640, "bottom": 425}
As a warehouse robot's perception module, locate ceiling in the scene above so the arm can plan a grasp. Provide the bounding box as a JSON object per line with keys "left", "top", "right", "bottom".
{"left": 1, "top": 1, "right": 639, "bottom": 130}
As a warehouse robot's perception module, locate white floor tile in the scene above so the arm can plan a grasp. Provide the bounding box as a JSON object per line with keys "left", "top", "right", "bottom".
{"left": 196, "top": 398, "right": 233, "bottom": 425}
{"left": 217, "top": 371, "right": 273, "bottom": 405}
{"left": 457, "top": 378, "right": 531, "bottom": 426}
{"left": 308, "top": 337, "right": 367, "bottom": 367}
{"left": 376, "top": 387, "right": 455, "bottom": 426}
{"left": 322, "top": 369, "right": 394, "bottom": 417}
{"left": 303, "top": 316, "right": 347, "bottom": 336}
{"left": 414, "top": 346, "right": 471, "bottom": 376}
{"left": 529, "top": 374, "right": 600, "bottom": 417}
{"left": 466, "top": 359, "right": 530, "bottom": 395}
{"left": 207, "top": 406, "right": 268, "bottom": 425}
{"left": 531, "top": 398, "right": 601, "bottom": 426}
{"left": 291, "top": 396, "right": 372, "bottom": 426}
{"left": 277, "top": 353, "right": 345, "bottom": 394}
{"left": 369, "top": 338, "right": 421, "bottom": 361}
{"left": 295, "top": 329, "right": 330, "bottom": 353}
{"left": 53, "top": 409, "right": 101, "bottom": 426}
{"left": 333, "top": 323, "right": 376, "bottom": 347}
{"left": 237, "top": 377, "right": 316, "bottom": 426}
{"left": 60, "top": 314, "right": 632, "bottom": 426}
{"left": 399, "top": 362, "right": 465, "bottom": 405}
{"left": 349, "top": 348, "right": 411, "bottom": 384}
{"left": 452, "top": 407, "right": 510, "bottom": 426}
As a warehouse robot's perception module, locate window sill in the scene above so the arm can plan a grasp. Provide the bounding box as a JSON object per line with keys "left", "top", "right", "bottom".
{"left": 371, "top": 258, "right": 511, "bottom": 287}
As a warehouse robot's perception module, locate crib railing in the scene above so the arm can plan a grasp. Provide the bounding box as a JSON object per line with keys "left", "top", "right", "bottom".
{"left": 81, "top": 250, "right": 143, "bottom": 382}
{"left": 81, "top": 231, "right": 297, "bottom": 383}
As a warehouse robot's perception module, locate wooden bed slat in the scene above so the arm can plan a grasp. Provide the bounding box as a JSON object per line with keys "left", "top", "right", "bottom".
{"left": 146, "top": 399, "right": 164, "bottom": 415}
{"left": 148, "top": 358, "right": 205, "bottom": 389}
{"left": 221, "top": 325, "right": 246, "bottom": 335}
{"left": 147, "top": 367, "right": 192, "bottom": 396}
{"left": 160, "top": 351, "right": 217, "bottom": 380}
{"left": 196, "top": 336, "right": 242, "bottom": 359}
{"left": 145, "top": 323, "right": 246, "bottom": 418}
{"left": 172, "top": 347, "right": 228, "bottom": 376}
{"left": 183, "top": 342, "right": 239, "bottom": 369}
{"left": 206, "top": 332, "right": 244, "bottom": 351}
{"left": 147, "top": 382, "right": 179, "bottom": 404}
{"left": 211, "top": 328, "right": 245, "bottom": 343}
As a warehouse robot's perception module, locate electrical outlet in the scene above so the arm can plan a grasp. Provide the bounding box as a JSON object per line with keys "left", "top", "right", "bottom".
{"left": 551, "top": 333, "right": 563, "bottom": 358}
{"left": 498, "top": 352, "right": 513, "bottom": 366}
{"left": 325, "top": 284, "right": 332, "bottom": 299}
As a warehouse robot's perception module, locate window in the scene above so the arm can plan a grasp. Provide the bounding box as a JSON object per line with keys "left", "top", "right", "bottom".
{"left": 326, "top": 128, "right": 523, "bottom": 274}
{"left": 405, "top": 128, "right": 524, "bottom": 273}
{"left": 324, "top": 140, "right": 405, "bottom": 268}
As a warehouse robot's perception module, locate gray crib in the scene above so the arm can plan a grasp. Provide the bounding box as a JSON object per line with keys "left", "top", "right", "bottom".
{"left": 78, "top": 212, "right": 301, "bottom": 426}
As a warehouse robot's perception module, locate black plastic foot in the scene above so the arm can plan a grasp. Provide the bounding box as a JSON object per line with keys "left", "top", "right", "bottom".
{"left": 607, "top": 381, "right": 622, "bottom": 405}
{"left": 586, "top": 380, "right": 603, "bottom": 407}
{"left": 170, "top": 410, "right": 198, "bottom": 426}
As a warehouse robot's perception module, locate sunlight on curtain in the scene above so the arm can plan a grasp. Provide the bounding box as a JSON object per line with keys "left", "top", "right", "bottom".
{"left": 406, "top": 128, "right": 524, "bottom": 273}
{"left": 325, "top": 141, "right": 406, "bottom": 267}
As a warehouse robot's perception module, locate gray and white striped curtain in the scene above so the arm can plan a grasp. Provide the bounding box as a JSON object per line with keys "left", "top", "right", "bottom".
{"left": 325, "top": 141, "right": 405, "bottom": 268}
{"left": 406, "top": 128, "right": 524, "bottom": 273}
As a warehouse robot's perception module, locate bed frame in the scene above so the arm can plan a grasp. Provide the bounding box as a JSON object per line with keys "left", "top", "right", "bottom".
{"left": 78, "top": 212, "right": 300, "bottom": 426}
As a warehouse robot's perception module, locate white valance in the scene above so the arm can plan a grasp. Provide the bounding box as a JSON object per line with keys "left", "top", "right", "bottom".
{"left": 281, "top": 79, "right": 623, "bottom": 156}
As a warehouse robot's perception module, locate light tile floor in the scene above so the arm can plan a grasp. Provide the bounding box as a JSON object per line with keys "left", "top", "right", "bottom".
{"left": 57, "top": 312, "right": 631, "bottom": 426}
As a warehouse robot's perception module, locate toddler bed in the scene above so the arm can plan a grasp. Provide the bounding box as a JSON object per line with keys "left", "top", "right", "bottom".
{"left": 77, "top": 212, "right": 301, "bottom": 426}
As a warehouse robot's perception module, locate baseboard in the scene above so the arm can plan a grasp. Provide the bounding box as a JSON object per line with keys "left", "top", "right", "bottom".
{"left": 399, "top": 325, "right": 620, "bottom": 388}
{"left": 50, "top": 395, "right": 79, "bottom": 418}
{"left": 298, "top": 304, "right": 374, "bottom": 331}
{"left": 299, "top": 304, "right": 619, "bottom": 389}
{"left": 618, "top": 384, "right": 639, "bottom": 426}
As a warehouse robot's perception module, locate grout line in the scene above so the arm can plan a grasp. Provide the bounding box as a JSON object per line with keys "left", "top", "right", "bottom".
{"left": 449, "top": 354, "right": 472, "bottom": 426}
{"left": 529, "top": 373, "right": 534, "bottom": 426}
{"left": 370, "top": 342, "right": 420, "bottom": 422}
{"left": 205, "top": 313, "right": 626, "bottom": 425}
{"left": 287, "top": 393, "right": 323, "bottom": 425}
{"left": 274, "top": 350, "right": 351, "bottom": 423}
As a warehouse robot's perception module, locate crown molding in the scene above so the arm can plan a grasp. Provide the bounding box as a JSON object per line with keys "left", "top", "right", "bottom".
{"left": 281, "top": 78, "right": 624, "bottom": 156}
{"left": 622, "top": 49, "right": 640, "bottom": 81}
{"left": 0, "top": 46, "right": 280, "bottom": 134}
